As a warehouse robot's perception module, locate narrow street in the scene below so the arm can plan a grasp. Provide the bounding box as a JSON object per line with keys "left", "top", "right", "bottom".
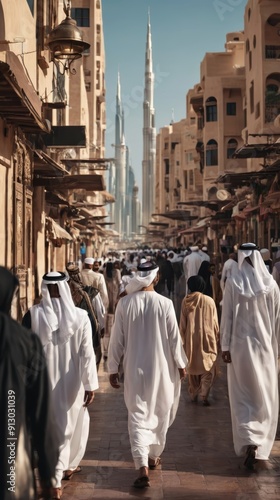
{"left": 60, "top": 358, "right": 280, "bottom": 500}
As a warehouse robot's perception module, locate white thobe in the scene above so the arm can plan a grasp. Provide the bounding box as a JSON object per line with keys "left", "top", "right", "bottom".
{"left": 81, "top": 268, "right": 109, "bottom": 311}
{"left": 198, "top": 250, "right": 210, "bottom": 262}
{"left": 108, "top": 291, "right": 187, "bottom": 469}
{"left": 30, "top": 306, "right": 98, "bottom": 486}
{"left": 183, "top": 252, "right": 202, "bottom": 293}
{"left": 220, "top": 277, "right": 280, "bottom": 460}
{"left": 92, "top": 292, "right": 105, "bottom": 332}
{"left": 220, "top": 258, "right": 239, "bottom": 292}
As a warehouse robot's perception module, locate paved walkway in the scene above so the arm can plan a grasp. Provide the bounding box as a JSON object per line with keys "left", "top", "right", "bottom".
{"left": 61, "top": 358, "right": 280, "bottom": 500}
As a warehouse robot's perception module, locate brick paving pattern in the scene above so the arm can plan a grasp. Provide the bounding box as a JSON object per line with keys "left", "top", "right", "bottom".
{"left": 61, "top": 357, "right": 280, "bottom": 500}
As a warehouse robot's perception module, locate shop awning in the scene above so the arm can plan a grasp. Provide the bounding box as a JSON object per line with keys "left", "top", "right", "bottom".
{"left": 233, "top": 143, "right": 280, "bottom": 158}
{"left": 152, "top": 210, "right": 198, "bottom": 222}
{"left": 178, "top": 200, "right": 228, "bottom": 212}
{"left": 34, "top": 150, "right": 69, "bottom": 179}
{"left": 178, "top": 217, "right": 211, "bottom": 235}
{"left": 0, "top": 51, "right": 49, "bottom": 133}
{"left": 60, "top": 158, "right": 114, "bottom": 170}
{"left": 215, "top": 170, "right": 275, "bottom": 187}
{"left": 45, "top": 191, "right": 69, "bottom": 205}
{"left": 46, "top": 217, "right": 72, "bottom": 241}
{"left": 33, "top": 173, "right": 106, "bottom": 190}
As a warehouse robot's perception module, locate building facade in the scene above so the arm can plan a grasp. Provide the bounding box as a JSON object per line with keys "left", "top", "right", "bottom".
{"left": 142, "top": 12, "right": 156, "bottom": 229}
{"left": 0, "top": 0, "right": 109, "bottom": 315}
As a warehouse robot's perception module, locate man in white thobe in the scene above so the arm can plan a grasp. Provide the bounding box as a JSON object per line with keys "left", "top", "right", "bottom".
{"left": 220, "top": 253, "right": 238, "bottom": 292}
{"left": 183, "top": 246, "right": 202, "bottom": 294}
{"left": 108, "top": 261, "right": 187, "bottom": 488}
{"left": 198, "top": 245, "right": 210, "bottom": 262}
{"left": 23, "top": 272, "right": 99, "bottom": 499}
{"left": 81, "top": 257, "right": 109, "bottom": 311}
{"left": 220, "top": 243, "right": 280, "bottom": 470}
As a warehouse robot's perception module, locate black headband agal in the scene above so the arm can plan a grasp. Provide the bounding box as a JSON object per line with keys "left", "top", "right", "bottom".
{"left": 42, "top": 272, "right": 67, "bottom": 281}
{"left": 137, "top": 261, "right": 158, "bottom": 272}
{"left": 239, "top": 244, "right": 259, "bottom": 251}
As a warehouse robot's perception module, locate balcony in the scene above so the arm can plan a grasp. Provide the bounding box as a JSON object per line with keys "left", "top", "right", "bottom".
{"left": 265, "top": 45, "right": 280, "bottom": 59}
{"left": 265, "top": 103, "right": 280, "bottom": 123}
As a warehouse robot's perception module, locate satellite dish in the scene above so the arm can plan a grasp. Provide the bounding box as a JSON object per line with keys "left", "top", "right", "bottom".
{"left": 216, "top": 189, "right": 231, "bottom": 201}
{"left": 63, "top": 148, "right": 76, "bottom": 159}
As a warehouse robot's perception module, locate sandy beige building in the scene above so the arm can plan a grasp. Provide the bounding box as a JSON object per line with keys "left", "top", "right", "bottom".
{"left": 0, "top": 0, "right": 108, "bottom": 314}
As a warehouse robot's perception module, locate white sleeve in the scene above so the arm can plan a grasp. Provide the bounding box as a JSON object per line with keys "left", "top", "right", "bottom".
{"left": 79, "top": 314, "right": 99, "bottom": 391}
{"left": 220, "top": 264, "right": 227, "bottom": 292}
{"left": 273, "top": 286, "right": 280, "bottom": 356}
{"left": 107, "top": 301, "right": 124, "bottom": 374}
{"left": 92, "top": 294, "right": 105, "bottom": 329}
{"left": 99, "top": 274, "right": 109, "bottom": 311}
{"left": 220, "top": 279, "right": 233, "bottom": 351}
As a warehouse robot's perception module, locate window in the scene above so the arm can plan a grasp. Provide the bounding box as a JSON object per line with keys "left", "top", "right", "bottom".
{"left": 71, "top": 8, "right": 90, "bottom": 27}
{"left": 250, "top": 80, "right": 254, "bottom": 114}
{"left": 206, "top": 140, "right": 218, "bottom": 166}
{"left": 96, "top": 41, "right": 101, "bottom": 56}
{"left": 189, "top": 170, "right": 194, "bottom": 186}
{"left": 96, "top": 0, "right": 101, "bottom": 8}
{"left": 190, "top": 116, "right": 196, "bottom": 124}
{"left": 185, "top": 152, "right": 193, "bottom": 163}
{"left": 206, "top": 97, "right": 217, "bottom": 122}
{"left": 255, "top": 102, "right": 260, "bottom": 119}
{"left": 96, "top": 98, "right": 101, "bottom": 120}
{"left": 96, "top": 24, "right": 101, "bottom": 34}
{"left": 226, "top": 102, "right": 236, "bottom": 115}
{"left": 164, "top": 159, "right": 169, "bottom": 175}
{"left": 184, "top": 171, "right": 188, "bottom": 189}
{"left": 227, "top": 139, "right": 238, "bottom": 158}
{"left": 196, "top": 142, "right": 204, "bottom": 174}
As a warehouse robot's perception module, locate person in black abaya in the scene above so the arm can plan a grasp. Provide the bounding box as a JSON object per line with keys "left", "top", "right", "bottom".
{"left": 0, "top": 266, "right": 58, "bottom": 500}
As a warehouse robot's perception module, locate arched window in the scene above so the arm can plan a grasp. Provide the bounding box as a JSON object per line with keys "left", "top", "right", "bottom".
{"left": 227, "top": 138, "right": 238, "bottom": 158}
{"left": 265, "top": 74, "right": 280, "bottom": 122}
{"left": 206, "top": 140, "right": 218, "bottom": 166}
{"left": 206, "top": 97, "right": 217, "bottom": 122}
{"left": 196, "top": 141, "right": 204, "bottom": 174}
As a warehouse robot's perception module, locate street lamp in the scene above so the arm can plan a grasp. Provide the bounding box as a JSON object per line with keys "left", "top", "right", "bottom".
{"left": 47, "top": 1, "right": 90, "bottom": 75}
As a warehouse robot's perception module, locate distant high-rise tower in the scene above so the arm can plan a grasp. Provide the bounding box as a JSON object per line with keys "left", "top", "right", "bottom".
{"left": 142, "top": 12, "right": 156, "bottom": 228}
{"left": 113, "top": 73, "right": 127, "bottom": 239}
{"left": 112, "top": 73, "right": 139, "bottom": 241}
{"left": 132, "top": 183, "right": 141, "bottom": 236}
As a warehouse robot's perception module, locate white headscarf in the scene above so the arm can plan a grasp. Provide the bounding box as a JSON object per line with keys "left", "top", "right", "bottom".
{"left": 235, "top": 243, "right": 275, "bottom": 297}
{"left": 30, "top": 272, "right": 80, "bottom": 346}
{"left": 125, "top": 266, "right": 159, "bottom": 294}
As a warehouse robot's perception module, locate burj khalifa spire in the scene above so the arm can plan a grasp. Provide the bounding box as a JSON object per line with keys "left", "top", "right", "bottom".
{"left": 142, "top": 10, "right": 156, "bottom": 229}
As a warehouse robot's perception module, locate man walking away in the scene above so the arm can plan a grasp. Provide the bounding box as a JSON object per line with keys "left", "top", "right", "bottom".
{"left": 108, "top": 261, "right": 187, "bottom": 488}
{"left": 0, "top": 267, "right": 58, "bottom": 500}
{"left": 180, "top": 275, "right": 219, "bottom": 406}
{"left": 81, "top": 257, "right": 109, "bottom": 311}
{"left": 220, "top": 243, "right": 280, "bottom": 470}
{"left": 22, "top": 271, "right": 98, "bottom": 499}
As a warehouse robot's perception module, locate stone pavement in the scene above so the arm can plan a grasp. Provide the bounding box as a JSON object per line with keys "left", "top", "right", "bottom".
{"left": 61, "top": 358, "right": 280, "bottom": 500}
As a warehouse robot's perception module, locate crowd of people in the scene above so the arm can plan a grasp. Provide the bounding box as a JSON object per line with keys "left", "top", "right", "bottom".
{"left": 1, "top": 241, "right": 280, "bottom": 496}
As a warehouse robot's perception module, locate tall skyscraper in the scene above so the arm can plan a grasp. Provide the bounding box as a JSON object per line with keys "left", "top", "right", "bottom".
{"left": 112, "top": 73, "right": 140, "bottom": 241}
{"left": 113, "top": 73, "right": 127, "bottom": 239}
{"left": 142, "top": 12, "right": 156, "bottom": 228}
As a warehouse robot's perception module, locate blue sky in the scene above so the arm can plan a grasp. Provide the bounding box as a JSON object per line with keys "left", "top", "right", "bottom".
{"left": 102, "top": 0, "right": 247, "bottom": 197}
